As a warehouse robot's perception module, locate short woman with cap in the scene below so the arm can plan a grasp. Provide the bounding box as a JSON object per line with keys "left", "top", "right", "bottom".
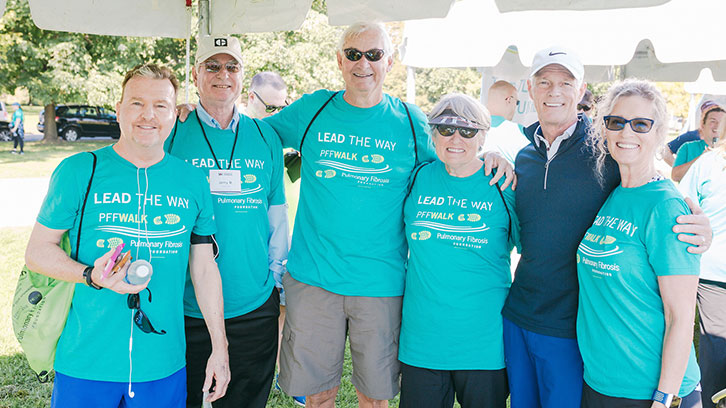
{"left": 679, "top": 119, "right": 726, "bottom": 408}
{"left": 578, "top": 79, "right": 702, "bottom": 408}
{"left": 398, "top": 93, "right": 519, "bottom": 408}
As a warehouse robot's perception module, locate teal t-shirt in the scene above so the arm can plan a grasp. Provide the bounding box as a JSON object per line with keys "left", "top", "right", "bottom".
{"left": 576, "top": 180, "right": 700, "bottom": 399}
{"left": 264, "top": 90, "right": 436, "bottom": 296}
{"left": 37, "top": 145, "right": 216, "bottom": 382}
{"left": 11, "top": 108, "right": 24, "bottom": 127}
{"left": 165, "top": 112, "right": 286, "bottom": 318}
{"left": 673, "top": 139, "right": 707, "bottom": 167}
{"left": 399, "top": 161, "right": 519, "bottom": 369}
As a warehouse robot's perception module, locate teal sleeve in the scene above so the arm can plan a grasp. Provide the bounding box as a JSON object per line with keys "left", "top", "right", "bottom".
{"left": 408, "top": 104, "right": 436, "bottom": 164}
{"left": 673, "top": 145, "right": 690, "bottom": 167}
{"left": 37, "top": 153, "right": 92, "bottom": 230}
{"left": 263, "top": 91, "right": 339, "bottom": 151}
{"left": 260, "top": 121, "right": 287, "bottom": 206}
{"left": 502, "top": 185, "right": 521, "bottom": 253}
{"left": 645, "top": 198, "right": 700, "bottom": 276}
{"left": 191, "top": 167, "right": 217, "bottom": 236}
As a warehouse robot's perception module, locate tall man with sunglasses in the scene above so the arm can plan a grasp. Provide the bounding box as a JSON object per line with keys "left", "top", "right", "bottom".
{"left": 502, "top": 46, "right": 712, "bottom": 408}
{"left": 25, "top": 63, "right": 229, "bottom": 407}
{"left": 263, "top": 22, "right": 512, "bottom": 408}
{"left": 164, "top": 36, "right": 288, "bottom": 408}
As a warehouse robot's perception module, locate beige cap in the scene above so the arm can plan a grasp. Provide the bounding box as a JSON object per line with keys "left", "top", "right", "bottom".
{"left": 195, "top": 36, "right": 244, "bottom": 66}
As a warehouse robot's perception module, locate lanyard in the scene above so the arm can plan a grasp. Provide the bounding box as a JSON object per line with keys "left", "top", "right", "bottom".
{"left": 194, "top": 111, "right": 240, "bottom": 170}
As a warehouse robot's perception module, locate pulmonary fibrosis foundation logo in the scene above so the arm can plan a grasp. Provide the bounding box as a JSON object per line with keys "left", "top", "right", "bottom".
{"left": 577, "top": 242, "right": 623, "bottom": 258}
{"left": 96, "top": 225, "right": 187, "bottom": 239}
{"left": 411, "top": 221, "right": 490, "bottom": 233}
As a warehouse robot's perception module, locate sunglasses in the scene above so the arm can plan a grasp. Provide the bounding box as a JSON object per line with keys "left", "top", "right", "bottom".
{"left": 127, "top": 290, "right": 166, "bottom": 335}
{"left": 506, "top": 96, "right": 521, "bottom": 106}
{"left": 253, "top": 91, "right": 288, "bottom": 113}
{"left": 432, "top": 124, "right": 479, "bottom": 139}
{"left": 203, "top": 60, "right": 242, "bottom": 74}
{"left": 578, "top": 104, "right": 591, "bottom": 112}
{"left": 603, "top": 115, "right": 654, "bottom": 134}
{"left": 343, "top": 48, "right": 386, "bottom": 62}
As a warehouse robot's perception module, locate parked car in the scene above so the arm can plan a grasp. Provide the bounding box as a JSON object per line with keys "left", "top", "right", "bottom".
{"left": 0, "top": 102, "right": 11, "bottom": 141}
{"left": 0, "top": 121, "right": 11, "bottom": 142}
{"left": 38, "top": 105, "right": 120, "bottom": 141}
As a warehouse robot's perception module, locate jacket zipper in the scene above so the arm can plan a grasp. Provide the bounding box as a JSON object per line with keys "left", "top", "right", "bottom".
{"left": 543, "top": 151, "right": 559, "bottom": 190}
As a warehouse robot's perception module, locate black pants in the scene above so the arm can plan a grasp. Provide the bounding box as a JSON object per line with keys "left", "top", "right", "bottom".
{"left": 13, "top": 129, "right": 24, "bottom": 152}
{"left": 582, "top": 382, "right": 702, "bottom": 408}
{"left": 698, "top": 280, "right": 726, "bottom": 408}
{"left": 400, "top": 362, "right": 508, "bottom": 408}
{"left": 185, "top": 287, "right": 279, "bottom": 408}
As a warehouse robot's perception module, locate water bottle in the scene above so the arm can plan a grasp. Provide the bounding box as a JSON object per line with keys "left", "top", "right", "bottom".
{"left": 125, "top": 260, "right": 153, "bottom": 285}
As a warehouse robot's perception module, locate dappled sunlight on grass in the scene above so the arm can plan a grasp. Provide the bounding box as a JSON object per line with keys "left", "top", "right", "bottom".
{"left": 0, "top": 140, "right": 114, "bottom": 178}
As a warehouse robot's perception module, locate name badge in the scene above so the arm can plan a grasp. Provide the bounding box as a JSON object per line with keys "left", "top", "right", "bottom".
{"left": 209, "top": 170, "right": 241, "bottom": 193}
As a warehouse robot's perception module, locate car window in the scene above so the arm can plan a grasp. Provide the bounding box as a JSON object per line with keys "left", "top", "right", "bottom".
{"left": 84, "top": 107, "right": 98, "bottom": 116}
{"left": 64, "top": 107, "right": 78, "bottom": 117}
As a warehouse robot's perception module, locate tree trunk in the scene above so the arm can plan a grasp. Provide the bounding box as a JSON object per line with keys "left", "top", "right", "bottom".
{"left": 41, "top": 103, "right": 60, "bottom": 143}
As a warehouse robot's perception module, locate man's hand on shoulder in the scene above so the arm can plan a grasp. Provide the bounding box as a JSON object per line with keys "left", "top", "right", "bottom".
{"left": 176, "top": 103, "right": 197, "bottom": 123}
{"left": 674, "top": 197, "right": 712, "bottom": 254}
{"left": 482, "top": 150, "right": 517, "bottom": 190}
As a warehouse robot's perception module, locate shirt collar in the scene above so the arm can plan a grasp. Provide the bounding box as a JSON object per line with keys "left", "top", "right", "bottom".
{"left": 196, "top": 102, "right": 240, "bottom": 131}
{"left": 533, "top": 120, "right": 578, "bottom": 148}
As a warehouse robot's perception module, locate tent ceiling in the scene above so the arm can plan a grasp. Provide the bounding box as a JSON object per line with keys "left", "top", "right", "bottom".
{"left": 26, "top": 0, "right": 456, "bottom": 38}
{"left": 495, "top": 0, "right": 670, "bottom": 12}
{"left": 401, "top": 0, "right": 726, "bottom": 82}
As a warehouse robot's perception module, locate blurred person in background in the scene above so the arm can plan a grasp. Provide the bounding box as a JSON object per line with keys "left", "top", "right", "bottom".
{"left": 679, "top": 119, "right": 726, "bottom": 408}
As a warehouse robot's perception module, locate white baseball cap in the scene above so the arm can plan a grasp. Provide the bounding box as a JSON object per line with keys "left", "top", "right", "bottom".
{"left": 530, "top": 46, "right": 584, "bottom": 83}
{"left": 195, "top": 36, "right": 244, "bottom": 66}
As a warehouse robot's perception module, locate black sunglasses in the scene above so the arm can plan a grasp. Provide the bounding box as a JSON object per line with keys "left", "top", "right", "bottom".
{"left": 603, "top": 115, "right": 654, "bottom": 133}
{"left": 127, "top": 290, "right": 166, "bottom": 335}
{"left": 343, "top": 48, "right": 385, "bottom": 62}
{"left": 506, "top": 96, "right": 520, "bottom": 106}
{"left": 432, "top": 124, "right": 479, "bottom": 139}
{"left": 253, "top": 91, "right": 288, "bottom": 113}
{"left": 578, "top": 104, "right": 591, "bottom": 112}
{"left": 203, "top": 60, "right": 242, "bottom": 74}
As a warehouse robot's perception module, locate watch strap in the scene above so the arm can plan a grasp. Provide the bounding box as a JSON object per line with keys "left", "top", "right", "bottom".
{"left": 83, "top": 265, "right": 102, "bottom": 290}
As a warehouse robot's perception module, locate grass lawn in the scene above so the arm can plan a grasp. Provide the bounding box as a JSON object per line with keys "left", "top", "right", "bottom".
{"left": 0, "top": 140, "right": 114, "bottom": 178}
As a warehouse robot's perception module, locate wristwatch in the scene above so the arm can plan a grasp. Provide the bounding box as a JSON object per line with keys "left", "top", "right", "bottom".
{"left": 652, "top": 389, "right": 675, "bottom": 406}
{"left": 83, "top": 266, "right": 103, "bottom": 290}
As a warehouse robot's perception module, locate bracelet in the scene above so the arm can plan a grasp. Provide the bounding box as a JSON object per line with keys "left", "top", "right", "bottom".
{"left": 83, "top": 266, "right": 102, "bottom": 290}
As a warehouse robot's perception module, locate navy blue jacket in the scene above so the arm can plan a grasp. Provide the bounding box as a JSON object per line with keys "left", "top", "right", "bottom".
{"left": 502, "top": 116, "right": 620, "bottom": 338}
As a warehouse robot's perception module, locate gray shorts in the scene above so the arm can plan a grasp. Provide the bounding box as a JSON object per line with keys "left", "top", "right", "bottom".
{"left": 278, "top": 273, "right": 402, "bottom": 400}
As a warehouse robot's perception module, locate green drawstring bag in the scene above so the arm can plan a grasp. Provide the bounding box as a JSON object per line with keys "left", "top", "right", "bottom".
{"left": 12, "top": 233, "right": 75, "bottom": 382}
{"left": 11, "top": 151, "right": 96, "bottom": 382}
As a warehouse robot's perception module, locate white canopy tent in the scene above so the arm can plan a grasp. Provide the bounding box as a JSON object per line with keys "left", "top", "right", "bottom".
{"left": 25, "top": 0, "right": 456, "bottom": 101}
{"left": 494, "top": 0, "right": 670, "bottom": 12}
{"left": 401, "top": 0, "right": 726, "bottom": 124}
{"left": 26, "top": 0, "right": 457, "bottom": 38}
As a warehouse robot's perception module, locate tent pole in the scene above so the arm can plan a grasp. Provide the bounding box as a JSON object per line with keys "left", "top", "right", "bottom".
{"left": 406, "top": 66, "right": 416, "bottom": 104}
{"left": 199, "top": 0, "right": 210, "bottom": 37}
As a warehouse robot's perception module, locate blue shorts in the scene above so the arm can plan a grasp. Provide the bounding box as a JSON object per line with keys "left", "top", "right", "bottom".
{"left": 503, "top": 317, "right": 583, "bottom": 408}
{"left": 51, "top": 367, "right": 186, "bottom": 408}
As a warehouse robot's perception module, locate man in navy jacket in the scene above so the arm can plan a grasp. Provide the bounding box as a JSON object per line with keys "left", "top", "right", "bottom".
{"left": 501, "top": 46, "right": 712, "bottom": 408}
